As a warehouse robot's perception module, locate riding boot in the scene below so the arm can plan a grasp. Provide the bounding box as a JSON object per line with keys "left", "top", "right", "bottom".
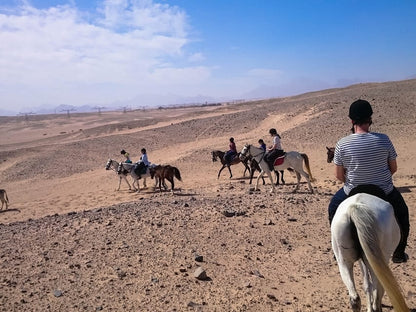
{"left": 387, "top": 187, "right": 410, "bottom": 263}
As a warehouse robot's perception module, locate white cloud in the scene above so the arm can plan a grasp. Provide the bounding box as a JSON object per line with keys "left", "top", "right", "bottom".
{"left": 0, "top": 0, "right": 207, "bottom": 110}
{"left": 188, "top": 52, "right": 205, "bottom": 63}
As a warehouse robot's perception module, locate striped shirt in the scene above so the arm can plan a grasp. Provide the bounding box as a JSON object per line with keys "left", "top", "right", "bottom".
{"left": 334, "top": 132, "right": 397, "bottom": 195}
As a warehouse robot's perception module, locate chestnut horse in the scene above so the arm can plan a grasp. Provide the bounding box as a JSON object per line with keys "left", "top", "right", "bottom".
{"left": 149, "top": 165, "right": 182, "bottom": 193}
{"left": 326, "top": 146, "right": 335, "bottom": 163}
{"left": 211, "top": 150, "right": 251, "bottom": 179}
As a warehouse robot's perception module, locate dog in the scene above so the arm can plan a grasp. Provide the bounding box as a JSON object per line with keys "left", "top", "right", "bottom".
{"left": 0, "top": 189, "right": 9, "bottom": 210}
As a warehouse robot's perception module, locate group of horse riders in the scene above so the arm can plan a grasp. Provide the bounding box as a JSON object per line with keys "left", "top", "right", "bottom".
{"left": 223, "top": 128, "right": 285, "bottom": 171}
{"left": 224, "top": 99, "right": 409, "bottom": 265}
{"left": 220, "top": 99, "right": 411, "bottom": 310}
{"left": 120, "top": 148, "right": 150, "bottom": 178}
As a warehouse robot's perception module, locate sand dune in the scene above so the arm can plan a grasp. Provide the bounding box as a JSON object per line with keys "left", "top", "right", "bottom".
{"left": 1, "top": 79, "right": 415, "bottom": 311}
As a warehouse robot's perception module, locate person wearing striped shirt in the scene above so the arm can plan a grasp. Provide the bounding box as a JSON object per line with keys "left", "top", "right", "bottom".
{"left": 328, "top": 99, "right": 409, "bottom": 263}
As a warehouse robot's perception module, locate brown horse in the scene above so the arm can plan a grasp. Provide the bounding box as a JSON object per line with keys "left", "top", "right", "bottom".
{"left": 211, "top": 150, "right": 251, "bottom": 179}
{"left": 326, "top": 147, "right": 335, "bottom": 163}
{"left": 0, "top": 189, "right": 9, "bottom": 210}
{"left": 149, "top": 165, "right": 182, "bottom": 193}
{"left": 248, "top": 158, "right": 287, "bottom": 185}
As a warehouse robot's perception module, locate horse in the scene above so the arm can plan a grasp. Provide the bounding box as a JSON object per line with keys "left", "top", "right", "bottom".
{"left": 326, "top": 146, "right": 335, "bottom": 163}
{"left": 105, "top": 159, "right": 136, "bottom": 191}
{"left": 211, "top": 150, "right": 251, "bottom": 179}
{"left": 149, "top": 165, "right": 182, "bottom": 193}
{"left": 117, "top": 162, "right": 155, "bottom": 192}
{"left": 331, "top": 190, "right": 409, "bottom": 312}
{"left": 248, "top": 157, "right": 286, "bottom": 186}
{"left": 239, "top": 144, "right": 314, "bottom": 193}
{"left": 0, "top": 189, "right": 9, "bottom": 210}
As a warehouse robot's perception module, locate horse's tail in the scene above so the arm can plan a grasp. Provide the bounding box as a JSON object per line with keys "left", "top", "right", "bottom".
{"left": 350, "top": 205, "right": 409, "bottom": 312}
{"left": 173, "top": 167, "right": 182, "bottom": 181}
{"left": 300, "top": 153, "right": 315, "bottom": 182}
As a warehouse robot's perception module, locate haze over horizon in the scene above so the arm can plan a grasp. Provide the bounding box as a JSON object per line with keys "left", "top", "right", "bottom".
{"left": 1, "top": 0, "right": 415, "bottom": 115}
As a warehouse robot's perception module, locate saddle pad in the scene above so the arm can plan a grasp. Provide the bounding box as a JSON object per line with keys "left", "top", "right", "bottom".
{"left": 273, "top": 156, "right": 285, "bottom": 166}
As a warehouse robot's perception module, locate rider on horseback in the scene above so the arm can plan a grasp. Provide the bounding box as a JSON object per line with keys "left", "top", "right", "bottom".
{"left": 264, "top": 128, "right": 285, "bottom": 170}
{"left": 120, "top": 149, "right": 132, "bottom": 163}
{"left": 224, "top": 137, "right": 237, "bottom": 166}
{"left": 135, "top": 148, "right": 150, "bottom": 178}
{"left": 258, "top": 139, "right": 266, "bottom": 151}
{"left": 328, "top": 99, "right": 410, "bottom": 263}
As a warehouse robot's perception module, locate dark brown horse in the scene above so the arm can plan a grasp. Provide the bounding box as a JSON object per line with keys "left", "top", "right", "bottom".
{"left": 326, "top": 147, "right": 335, "bottom": 163}
{"left": 149, "top": 165, "right": 182, "bottom": 193}
{"left": 211, "top": 150, "right": 251, "bottom": 179}
{"left": 248, "top": 157, "right": 294, "bottom": 186}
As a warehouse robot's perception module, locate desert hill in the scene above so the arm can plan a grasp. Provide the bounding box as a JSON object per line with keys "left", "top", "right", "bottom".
{"left": 0, "top": 79, "right": 415, "bottom": 311}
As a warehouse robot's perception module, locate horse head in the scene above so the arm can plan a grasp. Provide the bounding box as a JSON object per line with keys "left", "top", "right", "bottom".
{"left": 239, "top": 144, "right": 251, "bottom": 160}
{"left": 326, "top": 147, "right": 335, "bottom": 163}
{"left": 105, "top": 159, "right": 113, "bottom": 170}
{"left": 117, "top": 162, "right": 124, "bottom": 174}
{"left": 211, "top": 151, "right": 218, "bottom": 162}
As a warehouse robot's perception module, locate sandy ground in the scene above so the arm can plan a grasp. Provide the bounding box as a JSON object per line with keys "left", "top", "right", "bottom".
{"left": 1, "top": 80, "right": 416, "bottom": 311}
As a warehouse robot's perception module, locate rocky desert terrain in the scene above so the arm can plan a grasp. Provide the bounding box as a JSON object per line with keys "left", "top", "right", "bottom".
{"left": 0, "top": 79, "right": 416, "bottom": 311}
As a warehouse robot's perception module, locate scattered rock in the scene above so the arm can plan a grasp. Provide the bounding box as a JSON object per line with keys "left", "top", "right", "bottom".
{"left": 267, "top": 294, "right": 278, "bottom": 301}
{"left": 53, "top": 290, "right": 63, "bottom": 297}
{"left": 194, "top": 267, "right": 208, "bottom": 280}
{"left": 250, "top": 270, "right": 264, "bottom": 278}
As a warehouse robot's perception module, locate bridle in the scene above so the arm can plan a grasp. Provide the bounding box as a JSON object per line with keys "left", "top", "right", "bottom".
{"left": 117, "top": 162, "right": 129, "bottom": 175}
{"left": 211, "top": 151, "right": 219, "bottom": 162}
{"left": 242, "top": 144, "right": 265, "bottom": 161}
{"left": 106, "top": 159, "right": 115, "bottom": 171}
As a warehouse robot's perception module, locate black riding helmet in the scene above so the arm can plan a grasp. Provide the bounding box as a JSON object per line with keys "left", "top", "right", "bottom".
{"left": 141, "top": 148, "right": 146, "bottom": 153}
{"left": 349, "top": 99, "right": 373, "bottom": 123}
{"left": 120, "top": 149, "right": 126, "bottom": 155}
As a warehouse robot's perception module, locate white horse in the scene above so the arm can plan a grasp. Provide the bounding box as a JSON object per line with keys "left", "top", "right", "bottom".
{"left": 331, "top": 192, "right": 409, "bottom": 312}
{"left": 117, "top": 162, "right": 156, "bottom": 193}
{"left": 105, "top": 159, "right": 136, "bottom": 191}
{"left": 239, "top": 144, "right": 314, "bottom": 193}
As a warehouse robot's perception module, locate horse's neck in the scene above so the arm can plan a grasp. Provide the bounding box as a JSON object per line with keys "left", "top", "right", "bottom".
{"left": 124, "top": 163, "right": 134, "bottom": 169}
{"left": 249, "top": 146, "right": 265, "bottom": 161}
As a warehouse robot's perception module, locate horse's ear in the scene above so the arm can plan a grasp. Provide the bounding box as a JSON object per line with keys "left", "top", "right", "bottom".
{"left": 326, "top": 146, "right": 330, "bottom": 151}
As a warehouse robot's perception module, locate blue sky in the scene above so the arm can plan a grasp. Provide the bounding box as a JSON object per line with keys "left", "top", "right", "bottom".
{"left": 1, "top": 0, "right": 415, "bottom": 114}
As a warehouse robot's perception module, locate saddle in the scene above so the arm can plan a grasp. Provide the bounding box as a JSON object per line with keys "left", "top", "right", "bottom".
{"left": 272, "top": 154, "right": 286, "bottom": 166}
{"left": 133, "top": 163, "right": 148, "bottom": 176}
{"left": 348, "top": 184, "right": 388, "bottom": 201}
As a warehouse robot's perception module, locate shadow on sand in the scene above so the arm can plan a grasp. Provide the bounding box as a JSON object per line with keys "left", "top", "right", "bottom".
{"left": 0, "top": 208, "right": 21, "bottom": 214}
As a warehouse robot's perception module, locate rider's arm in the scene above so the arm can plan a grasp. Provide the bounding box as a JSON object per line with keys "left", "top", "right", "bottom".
{"left": 388, "top": 159, "right": 397, "bottom": 175}
{"left": 335, "top": 165, "right": 345, "bottom": 182}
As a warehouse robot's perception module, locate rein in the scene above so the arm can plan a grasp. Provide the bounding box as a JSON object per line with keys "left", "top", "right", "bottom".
{"left": 106, "top": 159, "right": 118, "bottom": 173}
{"left": 246, "top": 145, "right": 265, "bottom": 161}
